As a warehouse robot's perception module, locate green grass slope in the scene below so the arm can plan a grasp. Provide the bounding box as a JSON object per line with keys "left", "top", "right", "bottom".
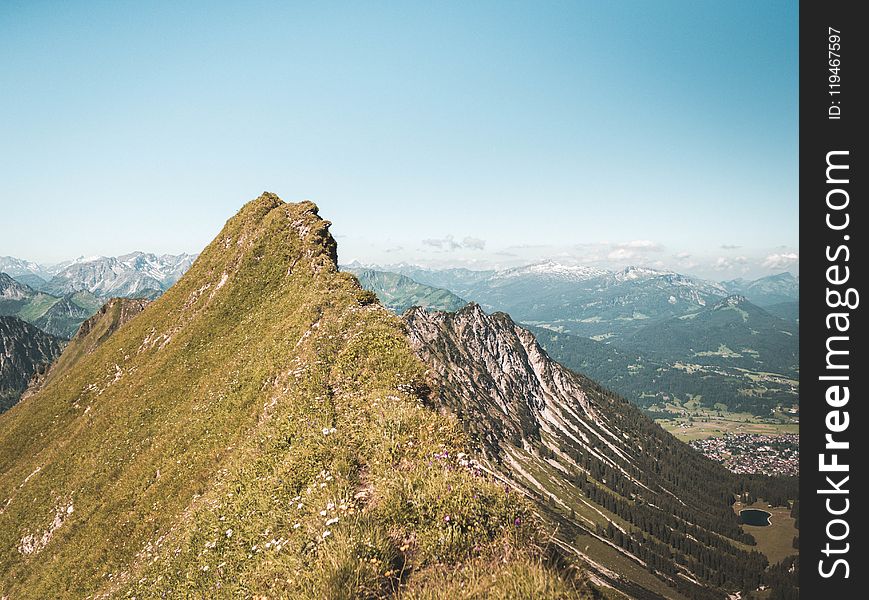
{"left": 0, "top": 194, "right": 590, "bottom": 599}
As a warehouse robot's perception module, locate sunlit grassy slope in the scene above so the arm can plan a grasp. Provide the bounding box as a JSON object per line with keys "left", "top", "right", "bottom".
{"left": 0, "top": 194, "right": 591, "bottom": 599}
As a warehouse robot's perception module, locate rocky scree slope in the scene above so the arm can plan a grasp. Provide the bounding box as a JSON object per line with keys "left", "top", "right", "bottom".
{"left": 0, "top": 194, "right": 591, "bottom": 599}
{"left": 404, "top": 304, "right": 781, "bottom": 600}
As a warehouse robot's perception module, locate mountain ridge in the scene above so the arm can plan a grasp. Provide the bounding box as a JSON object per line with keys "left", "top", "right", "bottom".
{"left": 0, "top": 194, "right": 589, "bottom": 599}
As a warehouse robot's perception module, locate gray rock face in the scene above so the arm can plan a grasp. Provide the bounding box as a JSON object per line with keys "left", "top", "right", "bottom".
{"left": 0, "top": 273, "right": 34, "bottom": 304}
{"left": 404, "top": 303, "right": 603, "bottom": 456}
{"left": 0, "top": 316, "right": 65, "bottom": 412}
{"left": 403, "top": 303, "right": 779, "bottom": 597}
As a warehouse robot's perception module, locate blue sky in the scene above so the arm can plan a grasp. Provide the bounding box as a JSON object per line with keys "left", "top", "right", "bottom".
{"left": 0, "top": 1, "right": 798, "bottom": 279}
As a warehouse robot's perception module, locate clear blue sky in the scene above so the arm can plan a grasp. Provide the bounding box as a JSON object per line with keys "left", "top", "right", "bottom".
{"left": 0, "top": 1, "right": 797, "bottom": 279}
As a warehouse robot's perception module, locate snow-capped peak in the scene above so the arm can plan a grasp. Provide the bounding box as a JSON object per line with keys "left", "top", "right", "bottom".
{"left": 613, "top": 266, "right": 671, "bottom": 282}
{"left": 494, "top": 260, "right": 609, "bottom": 281}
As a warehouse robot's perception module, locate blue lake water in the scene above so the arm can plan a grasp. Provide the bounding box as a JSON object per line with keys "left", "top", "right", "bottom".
{"left": 739, "top": 508, "right": 771, "bottom": 527}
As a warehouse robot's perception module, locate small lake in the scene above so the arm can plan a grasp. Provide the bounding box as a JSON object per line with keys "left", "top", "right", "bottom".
{"left": 739, "top": 508, "right": 772, "bottom": 527}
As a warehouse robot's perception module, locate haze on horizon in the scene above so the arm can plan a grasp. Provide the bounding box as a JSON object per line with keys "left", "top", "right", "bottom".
{"left": 0, "top": 1, "right": 797, "bottom": 281}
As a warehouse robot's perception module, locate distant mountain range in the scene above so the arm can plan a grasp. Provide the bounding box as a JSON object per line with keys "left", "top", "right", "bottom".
{"left": 626, "top": 295, "right": 798, "bottom": 375}
{"left": 352, "top": 260, "right": 797, "bottom": 341}
{"left": 344, "top": 268, "right": 467, "bottom": 313}
{"left": 1, "top": 252, "right": 195, "bottom": 338}
{"left": 532, "top": 296, "right": 799, "bottom": 416}
{"left": 0, "top": 196, "right": 798, "bottom": 599}
{"left": 348, "top": 262, "right": 799, "bottom": 416}
{"left": 4, "top": 251, "right": 799, "bottom": 416}
{"left": 1, "top": 252, "right": 196, "bottom": 297}
{"left": 722, "top": 272, "right": 800, "bottom": 307}
{"left": 1, "top": 274, "right": 105, "bottom": 338}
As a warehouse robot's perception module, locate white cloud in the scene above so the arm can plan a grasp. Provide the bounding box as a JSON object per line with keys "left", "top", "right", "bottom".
{"left": 712, "top": 256, "right": 749, "bottom": 271}
{"left": 607, "top": 248, "right": 634, "bottom": 260}
{"left": 422, "top": 235, "right": 486, "bottom": 252}
{"left": 615, "top": 239, "right": 662, "bottom": 251}
{"left": 422, "top": 236, "right": 461, "bottom": 251}
{"left": 606, "top": 239, "right": 663, "bottom": 261}
{"left": 762, "top": 252, "right": 799, "bottom": 269}
{"left": 462, "top": 236, "right": 486, "bottom": 250}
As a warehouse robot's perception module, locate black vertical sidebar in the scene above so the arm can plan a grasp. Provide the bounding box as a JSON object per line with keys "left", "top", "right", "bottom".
{"left": 800, "top": 1, "right": 865, "bottom": 598}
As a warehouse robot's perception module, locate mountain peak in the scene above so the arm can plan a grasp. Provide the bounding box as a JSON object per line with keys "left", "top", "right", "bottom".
{"left": 0, "top": 197, "right": 577, "bottom": 598}
{"left": 767, "top": 271, "right": 798, "bottom": 282}
{"left": 495, "top": 260, "right": 608, "bottom": 281}
{"left": 614, "top": 265, "right": 671, "bottom": 281}
{"left": 0, "top": 273, "right": 34, "bottom": 299}
{"left": 201, "top": 193, "right": 337, "bottom": 280}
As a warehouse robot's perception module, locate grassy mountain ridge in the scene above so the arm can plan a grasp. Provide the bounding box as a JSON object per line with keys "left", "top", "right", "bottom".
{"left": 29, "top": 297, "right": 151, "bottom": 391}
{"left": 0, "top": 194, "right": 590, "bottom": 598}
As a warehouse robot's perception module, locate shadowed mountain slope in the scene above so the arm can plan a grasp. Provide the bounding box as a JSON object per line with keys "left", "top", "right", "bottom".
{"left": 0, "top": 317, "right": 65, "bottom": 413}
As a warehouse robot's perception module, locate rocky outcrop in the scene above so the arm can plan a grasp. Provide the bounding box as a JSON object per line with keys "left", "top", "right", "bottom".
{"left": 73, "top": 297, "right": 150, "bottom": 344}
{"left": 0, "top": 317, "right": 65, "bottom": 412}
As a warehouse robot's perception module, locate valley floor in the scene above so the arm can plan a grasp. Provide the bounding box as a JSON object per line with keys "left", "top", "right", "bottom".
{"left": 655, "top": 408, "right": 798, "bottom": 478}
{"left": 653, "top": 402, "right": 798, "bottom": 443}
{"left": 731, "top": 501, "right": 798, "bottom": 566}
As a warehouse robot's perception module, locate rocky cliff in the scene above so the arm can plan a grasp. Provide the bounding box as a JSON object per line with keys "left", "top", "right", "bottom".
{"left": 0, "top": 317, "right": 65, "bottom": 412}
